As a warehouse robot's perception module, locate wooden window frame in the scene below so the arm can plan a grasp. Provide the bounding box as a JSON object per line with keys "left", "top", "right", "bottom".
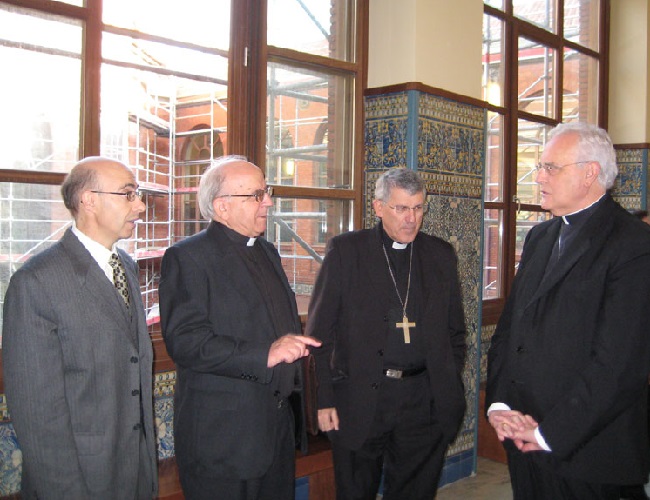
{"left": 0, "top": 0, "right": 368, "bottom": 384}
{"left": 482, "top": 0, "right": 609, "bottom": 320}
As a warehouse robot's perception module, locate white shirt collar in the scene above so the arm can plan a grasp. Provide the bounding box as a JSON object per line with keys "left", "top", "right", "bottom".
{"left": 71, "top": 224, "right": 118, "bottom": 282}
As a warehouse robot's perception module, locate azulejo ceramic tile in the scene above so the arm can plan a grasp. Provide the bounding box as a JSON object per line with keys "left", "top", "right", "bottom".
{"left": 364, "top": 88, "right": 485, "bottom": 463}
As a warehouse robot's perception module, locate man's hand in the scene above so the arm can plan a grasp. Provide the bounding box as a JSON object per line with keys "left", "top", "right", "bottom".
{"left": 489, "top": 410, "right": 543, "bottom": 451}
{"left": 488, "top": 409, "right": 528, "bottom": 442}
{"left": 512, "top": 415, "right": 544, "bottom": 452}
{"left": 267, "top": 334, "right": 322, "bottom": 368}
{"left": 318, "top": 408, "right": 340, "bottom": 432}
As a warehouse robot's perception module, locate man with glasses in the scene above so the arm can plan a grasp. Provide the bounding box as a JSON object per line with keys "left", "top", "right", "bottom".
{"left": 3, "top": 156, "right": 158, "bottom": 499}
{"left": 159, "top": 155, "right": 320, "bottom": 500}
{"left": 306, "top": 167, "right": 467, "bottom": 499}
{"left": 487, "top": 122, "right": 650, "bottom": 499}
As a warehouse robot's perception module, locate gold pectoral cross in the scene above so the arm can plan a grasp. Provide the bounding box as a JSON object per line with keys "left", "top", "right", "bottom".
{"left": 396, "top": 314, "right": 415, "bottom": 343}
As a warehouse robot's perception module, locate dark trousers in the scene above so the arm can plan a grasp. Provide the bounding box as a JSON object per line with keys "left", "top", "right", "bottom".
{"left": 179, "top": 403, "right": 295, "bottom": 500}
{"left": 331, "top": 373, "right": 447, "bottom": 500}
{"left": 507, "top": 450, "right": 621, "bottom": 500}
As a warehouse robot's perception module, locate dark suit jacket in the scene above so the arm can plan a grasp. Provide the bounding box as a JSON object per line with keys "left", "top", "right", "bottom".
{"left": 159, "top": 221, "right": 304, "bottom": 479}
{"left": 306, "top": 224, "right": 467, "bottom": 449}
{"left": 487, "top": 195, "right": 650, "bottom": 485}
{"left": 2, "top": 228, "right": 158, "bottom": 499}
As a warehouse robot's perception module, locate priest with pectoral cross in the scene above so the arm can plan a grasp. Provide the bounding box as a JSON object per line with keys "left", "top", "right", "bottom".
{"left": 307, "top": 167, "right": 467, "bottom": 500}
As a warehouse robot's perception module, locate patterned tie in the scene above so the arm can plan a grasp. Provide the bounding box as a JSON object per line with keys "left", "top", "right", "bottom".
{"left": 109, "top": 253, "right": 130, "bottom": 307}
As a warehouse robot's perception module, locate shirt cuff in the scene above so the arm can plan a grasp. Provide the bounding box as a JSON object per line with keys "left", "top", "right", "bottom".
{"left": 534, "top": 427, "right": 552, "bottom": 451}
{"left": 487, "top": 402, "right": 511, "bottom": 414}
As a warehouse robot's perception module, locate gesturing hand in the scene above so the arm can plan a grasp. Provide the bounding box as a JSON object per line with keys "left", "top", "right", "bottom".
{"left": 267, "top": 334, "right": 322, "bottom": 368}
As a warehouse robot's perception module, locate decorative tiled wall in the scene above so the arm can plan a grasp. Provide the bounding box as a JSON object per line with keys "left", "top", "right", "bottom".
{"left": 613, "top": 147, "right": 648, "bottom": 211}
{"left": 365, "top": 87, "right": 485, "bottom": 485}
{"left": 0, "top": 371, "right": 178, "bottom": 496}
{"left": 0, "top": 394, "right": 20, "bottom": 496}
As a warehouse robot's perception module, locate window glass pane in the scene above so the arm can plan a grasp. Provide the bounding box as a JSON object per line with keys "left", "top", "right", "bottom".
{"left": 268, "top": 0, "right": 354, "bottom": 61}
{"left": 484, "top": 0, "right": 504, "bottom": 9}
{"left": 516, "top": 120, "right": 552, "bottom": 205}
{"left": 268, "top": 197, "right": 353, "bottom": 314}
{"left": 100, "top": 63, "right": 228, "bottom": 251}
{"left": 564, "top": 0, "right": 599, "bottom": 51}
{"left": 562, "top": 49, "right": 598, "bottom": 123}
{"left": 483, "top": 208, "right": 502, "bottom": 300}
{"left": 103, "top": 0, "right": 230, "bottom": 49}
{"left": 0, "top": 183, "right": 70, "bottom": 341}
{"left": 267, "top": 62, "right": 353, "bottom": 190}
{"left": 103, "top": 32, "right": 227, "bottom": 80}
{"left": 483, "top": 15, "right": 504, "bottom": 107}
{"left": 0, "top": 5, "right": 82, "bottom": 172}
{"left": 515, "top": 210, "right": 551, "bottom": 272}
{"left": 518, "top": 37, "right": 556, "bottom": 119}
{"left": 485, "top": 112, "right": 504, "bottom": 203}
{"left": 513, "top": 0, "right": 555, "bottom": 32}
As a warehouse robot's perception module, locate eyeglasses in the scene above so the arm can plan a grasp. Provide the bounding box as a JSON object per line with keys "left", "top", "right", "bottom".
{"left": 219, "top": 185, "right": 274, "bottom": 203}
{"left": 384, "top": 203, "right": 429, "bottom": 215}
{"left": 534, "top": 161, "right": 592, "bottom": 175}
{"left": 91, "top": 190, "right": 142, "bottom": 202}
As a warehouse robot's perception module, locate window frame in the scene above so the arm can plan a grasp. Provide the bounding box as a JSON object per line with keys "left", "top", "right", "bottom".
{"left": 482, "top": 0, "right": 609, "bottom": 320}
{"left": 0, "top": 0, "right": 368, "bottom": 379}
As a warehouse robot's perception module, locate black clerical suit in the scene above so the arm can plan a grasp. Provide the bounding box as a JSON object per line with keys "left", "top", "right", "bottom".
{"left": 159, "top": 221, "right": 305, "bottom": 499}
{"left": 487, "top": 195, "right": 650, "bottom": 497}
{"left": 307, "top": 223, "right": 466, "bottom": 500}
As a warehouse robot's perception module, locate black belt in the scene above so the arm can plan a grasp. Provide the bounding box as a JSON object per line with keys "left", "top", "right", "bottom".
{"left": 383, "top": 367, "right": 426, "bottom": 379}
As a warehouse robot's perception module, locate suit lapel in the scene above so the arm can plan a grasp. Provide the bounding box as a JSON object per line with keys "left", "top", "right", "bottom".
{"left": 414, "top": 233, "right": 444, "bottom": 308}
{"left": 61, "top": 230, "right": 138, "bottom": 346}
{"left": 207, "top": 223, "right": 281, "bottom": 337}
{"left": 367, "top": 225, "right": 399, "bottom": 306}
{"left": 525, "top": 198, "right": 613, "bottom": 308}
{"left": 119, "top": 248, "right": 147, "bottom": 347}
{"left": 518, "top": 219, "right": 561, "bottom": 309}
{"left": 530, "top": 235, "right": 589, "bottom": 305}
{"left": 259, "top": 241, "right": 302, "bottom": 332}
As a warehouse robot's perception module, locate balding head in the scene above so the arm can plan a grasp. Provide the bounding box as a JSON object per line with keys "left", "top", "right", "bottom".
{"left": 61, "top": 156, "right": 131, "bottom": 217}
{"left": 198, "top": 155, "right": 258, "bottom": 221}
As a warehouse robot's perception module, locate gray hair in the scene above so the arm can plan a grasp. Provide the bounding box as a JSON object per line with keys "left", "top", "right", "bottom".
{"left": 61, "top": 157, "right": 103, "bottom": 216}
{"left": 374, "top": 167, "right": 426, "bottom": 202}
{"left": 198, "top": 155, "right": 249, "bottom": 220}
{"left": 549, "top": 122, "right": 618, "bottom": 189}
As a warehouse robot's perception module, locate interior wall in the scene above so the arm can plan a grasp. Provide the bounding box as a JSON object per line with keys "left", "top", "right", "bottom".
{"left": 368, "top": 0, "right": 483, "bottom": 99}
{"left": 609, "top": 0, "right": 650, "bottom": 144}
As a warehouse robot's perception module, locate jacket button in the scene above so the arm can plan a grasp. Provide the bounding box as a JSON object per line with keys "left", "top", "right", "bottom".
{"left": 516, "top": 345, "right": 524, "bottom": 353}
{"left": 382, "top": 316, "right": 388, "bottom": 322}
{"left": 377, "top": 349, "right": 384, "bottom": 356}
{"left": 371, "top": 383, "right": 379, "bottom": 390}
{"left": 132, "top": 389, "right": 140, "bottom": 396}
{"left": 133, "top": 423, "right": 142, "bottom": 431}
{"left": 130, "top": 356, "right": 139, "bottom": 363}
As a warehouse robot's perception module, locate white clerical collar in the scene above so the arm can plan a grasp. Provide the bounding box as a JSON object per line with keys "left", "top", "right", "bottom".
{"left": 561, "top": 195, "right": 605, "bottom": 224}
{"left": 247, "top": 237, "right": 257, "bottom": 247}
{"left": 392, "top": 241, "right": 408, "bottom": 250}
